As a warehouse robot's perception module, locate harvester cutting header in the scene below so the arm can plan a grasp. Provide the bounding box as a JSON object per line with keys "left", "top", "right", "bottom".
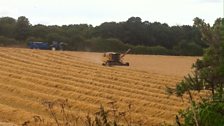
{"left": 102, "top": 49, "right": 131, "bottom": 66}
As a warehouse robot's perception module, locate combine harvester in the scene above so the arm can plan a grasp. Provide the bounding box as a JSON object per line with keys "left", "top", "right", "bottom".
{"left": 102, "top": 49, "right": 131, "bottom": 66}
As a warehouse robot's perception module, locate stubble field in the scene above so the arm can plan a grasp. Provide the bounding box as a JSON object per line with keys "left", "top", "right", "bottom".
{"left": 0, "top": 47, "right": 199, "bottom": 125}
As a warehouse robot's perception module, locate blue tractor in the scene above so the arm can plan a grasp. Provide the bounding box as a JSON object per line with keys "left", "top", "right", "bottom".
{"left": 28, "top": 42, "right": 49, "bottom": 50}
{"left": 28, "top": 41, "right": 66, "bottom": 50}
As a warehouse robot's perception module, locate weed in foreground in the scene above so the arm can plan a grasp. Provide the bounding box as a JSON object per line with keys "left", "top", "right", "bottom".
{"left": 23, "top": 99, "right": 146, "bottom": 126}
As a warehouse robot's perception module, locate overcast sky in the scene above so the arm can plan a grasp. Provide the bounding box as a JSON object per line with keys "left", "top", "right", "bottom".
{"left": 0, "top": 0, "right": 223, "bottom": 26}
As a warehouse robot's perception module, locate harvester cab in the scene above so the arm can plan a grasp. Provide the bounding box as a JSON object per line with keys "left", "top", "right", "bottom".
{"left": 102, "top": 49, "right": 131, "bottom": 66}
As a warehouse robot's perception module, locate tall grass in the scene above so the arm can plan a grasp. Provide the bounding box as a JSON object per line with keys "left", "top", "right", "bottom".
{"left": 22, "top": 99, "right": 146, "bottom": 126}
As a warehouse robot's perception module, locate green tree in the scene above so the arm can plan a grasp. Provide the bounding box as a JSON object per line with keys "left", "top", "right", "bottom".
{"left": 30, "top": 24, "right": 49, "bottom": 39}
{"left": 167, "top": 17, "right": 224, "bottom": 126}
{"left": 0, "top": 15, "right": 208, "bottom": 56}
{"left": 67, "top": 35, "right": 86, "bottom": 51}
{"left": 0, "top": 36, "right": 18, "bottom": 46}
{"left": 0, "top": 17, "right": 16, "bottom": 38}
{"left": 15, "top": 16, "right": 31, "bottom": 41}
{"left": 87, "top": 37, "right": 130, "bottom": 52}
{"left": 173, "top": 40, "right": 203, "bottom": 56}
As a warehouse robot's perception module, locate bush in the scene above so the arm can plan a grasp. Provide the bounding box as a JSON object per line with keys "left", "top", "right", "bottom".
{"left": 173, "top": 40, "right": 203, "bottom": 56}
{"left": 178, "top": 101, "right": 224, "bottom": 126}
{"left": 166, "top": 17, "right": 224, "bottom": 126}
{"left": 86, "top": 37, "right": 131, "bottom": 52}
{"left": 26, "top": 36, "right": 46, "bottom": 42}
{"left": 0, "top": 36, "right": 19, "bottom": 46}
{"left": 85, "top": 38, "right": 172, "bottom": 55}
{"left": 66, "top": 35, "right": 88, "bottom": 51}
{"left": 132, "top": 45, "right": 171, "bottom": 55}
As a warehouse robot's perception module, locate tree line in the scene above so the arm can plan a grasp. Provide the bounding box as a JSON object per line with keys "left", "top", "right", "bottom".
{"left": 0, "top": 16, "right": 219, "bottom": 56}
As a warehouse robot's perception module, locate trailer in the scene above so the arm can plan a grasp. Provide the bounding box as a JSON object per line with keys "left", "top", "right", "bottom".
{"left": 28, "top": 42, "right": 49, "bottom": 50}
{"left": 28, "top": 41, "right": 66, "bottom": 50}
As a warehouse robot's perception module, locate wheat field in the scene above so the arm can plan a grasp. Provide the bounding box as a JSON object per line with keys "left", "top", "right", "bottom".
{"left": 0, "top": 47, "right": 199, "bottom": 125}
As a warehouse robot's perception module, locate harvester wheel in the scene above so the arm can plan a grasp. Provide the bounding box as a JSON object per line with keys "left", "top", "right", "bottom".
{"left": 106, "top": 62, "right": 112, "bottom": 67}
{"left": 102, "top": 62, "right": 111, "bottom": 66}
{"left": 125, "top": 62, "right": 129, "bottom": 66}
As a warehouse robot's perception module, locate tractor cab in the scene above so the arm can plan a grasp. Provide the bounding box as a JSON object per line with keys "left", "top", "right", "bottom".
{"left": 103, "top": 52, "right": 120, "bottom": 61}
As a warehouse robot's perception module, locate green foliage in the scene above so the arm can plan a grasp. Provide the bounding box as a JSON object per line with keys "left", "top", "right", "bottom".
{"left": 67, "top": 35, "right": 87, "bottom": 51}
{"left": 169, "top": 17, "right": 224, "bottom": 98}
{"left": 0, "top": 36, "right": 18, "bottom": 46}
{"left": 179, "top": 101, "right": 224, "bottom": 126}
{"left": 0, "top": 16, "right": 208, "bottom": 56}
{"left": 166, "top": 17, "right": 224, "bottom": 126}
{"left": 46, "top": 33, "right": 68, "bottom": 44}
{"left": 15, "top": 16, "right": 31, "bottom": 40}
{"left": 0, "top": 17, "right": 16, "bottom": 38}
{"left": 87, "top": 37, "right": 130, "bottom": 52}
{"left": 24, "top": 100, "right": 144, "bottom": 126}
{"left": 78, "top": 37, "right": 171, "bottom": 55}
{"left": 30, "top": 24, "right": 49, "bottom": 39}
{"left": 198, "top": 102, "right": 224, "bottom": 126}
{"left": 166, "top": 72, "right": 204, "bottom": 99}
{"left": 173, "top": 40, "right": 203, "bottom": 56}
{"left": 26, "top": 36, "right": 46, "bottom": 43}
{"left": 219, "top": 20, "right": 224, "bottom": 77}
{"left": 132, "top": 45, "right": 170, "bottom": 55}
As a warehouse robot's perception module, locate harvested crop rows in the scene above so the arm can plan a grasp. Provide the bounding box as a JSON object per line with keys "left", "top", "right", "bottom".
{"left": 0, "top": 47, "right": 195, "bottom": 125}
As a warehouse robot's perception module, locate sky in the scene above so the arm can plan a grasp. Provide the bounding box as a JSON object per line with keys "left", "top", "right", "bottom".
{"left": 0, "top": 0, "right": 223, "bottom": 26}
